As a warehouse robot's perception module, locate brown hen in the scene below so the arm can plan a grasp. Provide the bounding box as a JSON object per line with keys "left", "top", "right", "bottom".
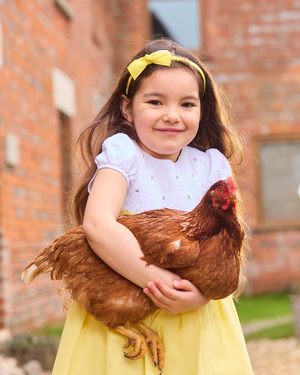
{"left": 22, "top": 176, "right": 245, "bottom": 374}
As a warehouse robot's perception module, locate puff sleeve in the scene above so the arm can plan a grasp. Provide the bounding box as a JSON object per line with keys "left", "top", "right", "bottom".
{"left": 88, "top": 133, "right": 139, "bottom": 192}
{"left": 202, "top": 149, "right": 232, "bottom": 194}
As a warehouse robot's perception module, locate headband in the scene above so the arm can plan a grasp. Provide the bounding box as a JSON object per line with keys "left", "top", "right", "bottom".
{"left": 126, "top": 50, "right": 206, "bottom": 96}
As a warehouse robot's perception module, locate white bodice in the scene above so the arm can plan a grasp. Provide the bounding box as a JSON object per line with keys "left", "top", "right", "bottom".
{"left": 88, "top": 133, "right": 231, "bottom": 213}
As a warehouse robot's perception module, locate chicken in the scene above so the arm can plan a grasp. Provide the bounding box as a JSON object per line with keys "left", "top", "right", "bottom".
{"left": 21, "top": 176, "right": 245, "bottom": 374}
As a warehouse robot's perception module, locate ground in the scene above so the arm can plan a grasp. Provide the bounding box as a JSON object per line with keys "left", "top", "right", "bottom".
{"left": 247, "top": 338, "right": 300, "bottom": 375}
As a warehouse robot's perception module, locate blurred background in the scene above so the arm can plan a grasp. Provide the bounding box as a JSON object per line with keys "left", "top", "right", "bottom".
{"left": 0, "top": 0, "right": 299, "bottom": 349}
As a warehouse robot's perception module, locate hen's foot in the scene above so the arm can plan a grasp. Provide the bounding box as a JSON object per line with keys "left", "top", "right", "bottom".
{"left": 115, "top": 325, "right": 147, "bottom": 360}
{"left": 135, "top": 322, "right": 164, "bottom": 374}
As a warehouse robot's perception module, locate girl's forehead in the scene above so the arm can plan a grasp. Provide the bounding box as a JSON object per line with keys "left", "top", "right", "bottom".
{"left": 148, "top": 66, "right": 197, "bottom": 81}
{"left": 137, "top": 67, "right": 200, "bottom": 93}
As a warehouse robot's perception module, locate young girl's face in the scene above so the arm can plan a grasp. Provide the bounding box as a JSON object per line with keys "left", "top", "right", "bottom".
{"left": 122, "top": 68, "right": 201, "bottom": 162}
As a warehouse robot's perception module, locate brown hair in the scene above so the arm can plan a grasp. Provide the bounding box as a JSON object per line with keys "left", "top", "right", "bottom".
{"left": 73, "top": 39, "right": 244, "bottom": 225}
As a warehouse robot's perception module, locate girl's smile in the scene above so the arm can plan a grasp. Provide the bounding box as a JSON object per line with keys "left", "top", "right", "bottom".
{"left": 155, "top": 128, "right": 183, "bottom": 135}
{"left": 121, "top": 68, "right": 201, "bottom": 162}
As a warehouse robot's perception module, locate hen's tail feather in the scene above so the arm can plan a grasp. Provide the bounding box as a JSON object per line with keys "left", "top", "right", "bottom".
{"left": 21, "top": 262, "right": 53, "bottom": 284}
{"left": 21, "top": 242, "right": 56, "bottom": 284}
{"left": 21, "top": 226, "right": 87, "bottom": 285}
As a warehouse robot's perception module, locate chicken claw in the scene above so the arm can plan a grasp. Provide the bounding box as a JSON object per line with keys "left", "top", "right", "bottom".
{"left": 135, "top": 323, "right": 164, "bottom": 374}
{"left": 115, "top": 325, "right": 147, "bottom": 360}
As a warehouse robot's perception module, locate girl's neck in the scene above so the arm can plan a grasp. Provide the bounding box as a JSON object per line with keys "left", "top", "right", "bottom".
{"left": 138, "top": 141, "right": 183, "bottom": 163}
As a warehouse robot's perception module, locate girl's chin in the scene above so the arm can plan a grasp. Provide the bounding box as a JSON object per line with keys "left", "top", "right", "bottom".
{"left": 138, "top": 141, "right": 182, "bottom": 161}
{"left": 147, "top": 150, "right": 181, "bottom": 162}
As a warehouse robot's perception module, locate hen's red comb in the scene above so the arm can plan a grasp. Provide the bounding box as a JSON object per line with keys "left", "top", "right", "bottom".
{"left": 226, "top": 176, "right": 236, "bottom": 193}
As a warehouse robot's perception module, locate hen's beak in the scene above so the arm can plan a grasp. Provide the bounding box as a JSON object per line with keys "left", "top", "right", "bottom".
{"left": 229, "top": 194, "right": 239, "bottom": 209}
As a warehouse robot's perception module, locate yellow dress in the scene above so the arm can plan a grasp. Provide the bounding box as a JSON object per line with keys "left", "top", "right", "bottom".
{"left": 52, "top": 297, "right": 253, "bottom": 375}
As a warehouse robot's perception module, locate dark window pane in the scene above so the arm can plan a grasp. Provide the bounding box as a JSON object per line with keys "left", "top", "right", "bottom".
{"left": 260, "top": 142, "right": 300, "bottom": 220}
{"left": 148, "top": 0, "right": 201, "bottom": 49}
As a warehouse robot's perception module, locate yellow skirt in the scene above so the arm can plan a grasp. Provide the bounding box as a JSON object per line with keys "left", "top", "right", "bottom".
{"left": 52, "top": 297, "right": 253, "bottom": 375}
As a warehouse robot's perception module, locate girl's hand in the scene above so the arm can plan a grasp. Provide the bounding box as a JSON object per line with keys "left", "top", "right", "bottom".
{"left": 143, "top": 278, "right": 210, "bottom": 314}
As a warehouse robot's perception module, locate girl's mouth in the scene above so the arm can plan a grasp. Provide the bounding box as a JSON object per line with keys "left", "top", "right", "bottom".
{"left": 155, "top": 128, "right": 183, "bottom": 135}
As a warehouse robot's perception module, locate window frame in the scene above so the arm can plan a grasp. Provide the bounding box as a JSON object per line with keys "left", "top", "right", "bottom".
{"left": 59, "top": 111, "right": 73, "bottom": 224}
{"left": 54, "top": 0, "right": 74, "bottom": 20}
{"left": 253, "top": 132, "right": 300, "bottom": 232}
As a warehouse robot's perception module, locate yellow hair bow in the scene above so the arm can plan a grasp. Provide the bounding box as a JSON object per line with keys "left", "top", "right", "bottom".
{"left": 126, "top": 50, "right": 206, "bottom": 95}
{"left": 127, "top": 50, "right": 173, "bottom": 80}
{"left": 126, "top": 50, "right": 172, "bottom": 94}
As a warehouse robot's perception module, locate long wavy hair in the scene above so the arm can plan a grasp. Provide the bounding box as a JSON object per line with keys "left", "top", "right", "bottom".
{"left": 73, "top": 39, "right": 244, "bottom": 225}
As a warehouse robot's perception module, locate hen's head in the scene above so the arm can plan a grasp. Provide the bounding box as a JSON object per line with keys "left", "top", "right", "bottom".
{"left": 210, "top": 177, "right": 239, "bottom": 211}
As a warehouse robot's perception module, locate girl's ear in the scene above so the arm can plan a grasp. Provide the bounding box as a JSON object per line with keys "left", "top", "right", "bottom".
{"left": 120, "top": 95, "right": 133, "bottom": 123}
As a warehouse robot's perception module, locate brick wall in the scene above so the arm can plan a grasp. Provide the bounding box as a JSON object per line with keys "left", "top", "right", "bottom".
{"left": 0, "top": 0, "right": 149, "bottom": 333}
{"left": 202, "top": 0, "right": 300, "bottom": 293}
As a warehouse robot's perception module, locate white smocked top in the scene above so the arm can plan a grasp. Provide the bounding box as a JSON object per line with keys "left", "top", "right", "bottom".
{"left": 88, "top": 133, "right": 231, "bottom": 213}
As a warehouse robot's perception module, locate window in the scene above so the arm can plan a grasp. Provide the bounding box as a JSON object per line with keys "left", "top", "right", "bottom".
{"left": 254, "top": 134, "right": 300, "bottom": 231}
{"left": 148, "top": 0, "right": 201, "bottom": 50}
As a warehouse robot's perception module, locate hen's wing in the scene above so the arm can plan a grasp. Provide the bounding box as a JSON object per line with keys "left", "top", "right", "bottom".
{"left": 174, "top": 226, "right": 244, "bottom": 300}
{"left": 118, "top": 209, "right": 200, "bottom": 269}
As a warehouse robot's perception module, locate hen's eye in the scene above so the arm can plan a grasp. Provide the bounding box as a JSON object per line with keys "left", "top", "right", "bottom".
{"left": 218, "top": 188, "right": 224, "bottom": 194}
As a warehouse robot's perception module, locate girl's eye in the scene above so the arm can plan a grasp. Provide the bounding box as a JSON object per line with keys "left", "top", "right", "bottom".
{"left": 182, "top": 102, "right": 195, "bottom": 108}
{"left": 148, "top": 100, "right": 161, "bottom": 106}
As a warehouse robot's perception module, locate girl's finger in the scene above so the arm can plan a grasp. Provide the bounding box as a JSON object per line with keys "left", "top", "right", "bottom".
{"left": 147, "top": 282, "right": 177, "bottom": 308}
{"left": 154, "top": 279, "right": 177, "bottom": 299}
{"left": 144, "top": 288, "right": 171, "bottom": 311}
{"left": 147, "top": 281, "right": 168, "bottom": 302}
{"left": 173, "top": 279, "right": 196, "bottom": 291}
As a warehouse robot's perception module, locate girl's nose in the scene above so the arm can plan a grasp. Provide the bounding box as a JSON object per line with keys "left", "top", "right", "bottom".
{"left": 162, "top": 107, "right": 180, "bottom": 123}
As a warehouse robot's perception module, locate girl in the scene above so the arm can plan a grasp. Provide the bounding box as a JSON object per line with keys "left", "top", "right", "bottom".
{"left": 52, "top": 39, "right": 253, "bottom": 375}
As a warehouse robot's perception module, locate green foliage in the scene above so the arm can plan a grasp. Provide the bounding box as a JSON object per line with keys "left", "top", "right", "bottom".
{"left": 36, "top": 324, "right": 65, "bottom": 337}
{"left": 234, "top": 293, "right": 295, "bottom": 341}
{"left": 8, "top": 335, "right": 60, "bottom": 350}
{"left": 244, "top": 322, "right": 295, "bottom": 342}
{"left": 234, "top": 293, "right": 292, "bottom": 323}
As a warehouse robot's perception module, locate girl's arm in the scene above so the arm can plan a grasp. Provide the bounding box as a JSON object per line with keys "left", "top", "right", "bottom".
{"left": 83, "top": 168, "right": 209, "bottom": 313}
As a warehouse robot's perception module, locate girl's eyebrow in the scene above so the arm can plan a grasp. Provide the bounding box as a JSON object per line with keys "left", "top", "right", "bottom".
{"left": 143, "top": 92, "right": 199, "bottom": 101}
{"left": 181, "top": 95, "right": 200, "bottom": 101}
{"left": 143, "top": 92, "right": 164, "bottom": 98}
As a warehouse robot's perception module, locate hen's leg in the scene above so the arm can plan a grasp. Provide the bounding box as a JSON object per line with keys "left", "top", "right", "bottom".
{"left": 115, "top": 325, "right": 147, "bottom": 360}
{"left": 135, "top": 322, "right": 164, "bottom": 373}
